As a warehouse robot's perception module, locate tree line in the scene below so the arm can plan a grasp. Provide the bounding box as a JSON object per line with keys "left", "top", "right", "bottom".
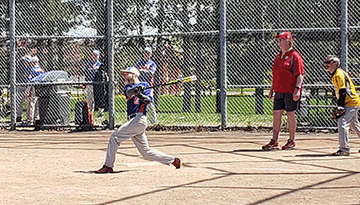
{"left": 0, "top": 0, "right": 359, "bottom": 89}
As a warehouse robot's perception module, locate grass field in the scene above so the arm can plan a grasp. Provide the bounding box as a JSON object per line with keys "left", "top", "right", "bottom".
{"left": 106, "top": 94, "right": 275, "bottom": 127}
{"left": 3, "top": 92, "right": 338, "bottom": 128}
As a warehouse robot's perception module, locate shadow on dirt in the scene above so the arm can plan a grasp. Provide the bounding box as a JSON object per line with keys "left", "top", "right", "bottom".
{"left": 296, "top": 154, "right": 333, "bottom": 157}
{"left": 73, "top": 170, "right": 132, "bottom": 174}
{"left": 232, "top": 149, "right": 272, "bottom": 152}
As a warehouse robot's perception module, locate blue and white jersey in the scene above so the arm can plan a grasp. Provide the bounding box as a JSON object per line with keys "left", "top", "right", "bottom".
{"left": 29, "top": 65, "right": 45, "bottom": 81}
{"left": 125, "top": 81, "right": 152, "bottom": 117}
{"left": 84, "top": 60, "right": 102, "bottom": 81}
{"left": 135, "top": 59, "right": 157, "bottom": 85}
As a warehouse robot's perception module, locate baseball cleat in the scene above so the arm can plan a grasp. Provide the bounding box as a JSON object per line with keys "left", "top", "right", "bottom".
{"left": 94, "top": 165, "right": 114, "bottom": 174}
{"left": 172, "top": 157, "right": 182, "bottom": 169}
{"left": 332, "top": 150, "right": 350, "bottom": 156}
{"left": 282, "top": 139, "right": 295, "bottom": 150}
{"left": 262, "top": 139, "right": 280, "bottom": 151}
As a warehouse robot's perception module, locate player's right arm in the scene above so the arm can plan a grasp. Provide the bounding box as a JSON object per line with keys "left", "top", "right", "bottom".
{"left": 124, "top": 84, "right": 151, "bottom": 104}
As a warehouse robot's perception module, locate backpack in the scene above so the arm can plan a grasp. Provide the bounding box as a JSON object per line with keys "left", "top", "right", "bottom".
{"left": 74, "top": 94, "right": 94, "bottom": 130}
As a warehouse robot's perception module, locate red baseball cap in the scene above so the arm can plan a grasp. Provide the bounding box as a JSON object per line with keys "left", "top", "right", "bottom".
{"left": 275, "top": 31, "right": 293, "bottom": 41}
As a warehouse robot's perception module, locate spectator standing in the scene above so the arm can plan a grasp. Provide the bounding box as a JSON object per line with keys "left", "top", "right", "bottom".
{"left": 93, "top": 62, "right": 108, "bottom": 117}
{"left": 83, "top": 50, "right": 102, "bottom": 113}
{"left": 135, "top": 47, "right": 158, "bottom": 126}
{"left": 262, "top": 31, "right": 305, "bottom": 151}
{"left": 26, "top": 56, "right": 45, "bottom": 125}
{"left": 16, "top": 54, "right": 31, "bottom": 122}
{"left": 325, "top": 55, "right": 360, "bottom": 156}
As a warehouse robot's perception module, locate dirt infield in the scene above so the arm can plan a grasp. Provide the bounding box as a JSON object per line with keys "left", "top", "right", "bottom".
{"left": 0, "top": 129, "right": 359, "bottom": 205}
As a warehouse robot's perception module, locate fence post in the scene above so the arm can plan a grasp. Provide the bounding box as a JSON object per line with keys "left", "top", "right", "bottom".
{"left": 9, "top": 0, "right": 16, "bottom": 130}
{"left": 195, "top": 6, "right": 203, "bottom": 113}
{"left": 106, "top": 0, "right": 115, "bottom": 129}
{"left": 219, "top": 0, "right": 227, "bottom": 128}
{"left": 340, "top": 0, "right": 347, "bottom": 72}
{"left": 254, "top": 3, "right": 266, "bottom": 115}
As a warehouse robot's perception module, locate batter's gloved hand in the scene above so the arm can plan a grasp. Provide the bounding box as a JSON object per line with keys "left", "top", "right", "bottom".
{"left": 137, "top": 85, "right": 145, "bottom": 93}
{"left": 125, "top": 85, "right": 146, "bottom": 97}
{"left": 136, "top": 93, "right": 151, "bottom": 104}
{"left": 332, "top": 106, "right": 345, "bottom": 119}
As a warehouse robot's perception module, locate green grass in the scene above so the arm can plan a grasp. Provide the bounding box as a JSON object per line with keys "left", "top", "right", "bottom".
{"left": 298, "top": 97, "right": 337, "bottom": 127}
{"left": 4, "top": 94, "right": 274, "bottom": 127}
{"left": 10, "top": 93, "right": 337, "bottom": 128}
{"left": 67, "top": 94, "right": 275, "bottom": 126}
{"left": 155, "top": 94, "right": 274, "bottom": 126}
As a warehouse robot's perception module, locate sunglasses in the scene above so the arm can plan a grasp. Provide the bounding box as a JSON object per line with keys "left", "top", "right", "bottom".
{"left": 324, "top": 60, "right": 334, "bottom": 64}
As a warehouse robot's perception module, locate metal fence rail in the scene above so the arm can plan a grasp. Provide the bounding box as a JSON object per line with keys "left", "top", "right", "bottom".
{"left": 0, "top": 0, "right": 358, "bottom": 130}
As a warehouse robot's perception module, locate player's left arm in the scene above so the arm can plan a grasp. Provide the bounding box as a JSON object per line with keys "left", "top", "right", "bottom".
{"left": 292, "top": 53, "right": 305, "bottom": 101}
{"left": 293, "top": 74, "right": 304, "bottom": 101}
{"left": 335, "top": 74, "right": 346, "bottom": 107}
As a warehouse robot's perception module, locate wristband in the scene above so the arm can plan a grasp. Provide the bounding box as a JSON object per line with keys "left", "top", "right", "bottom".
{"left": 295, "top": 86, "right": 301, "bottom": 89}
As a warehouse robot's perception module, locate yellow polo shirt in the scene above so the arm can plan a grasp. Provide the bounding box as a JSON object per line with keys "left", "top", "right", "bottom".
{"left": 331, "top": 68, "right": 360, "bottom": 107}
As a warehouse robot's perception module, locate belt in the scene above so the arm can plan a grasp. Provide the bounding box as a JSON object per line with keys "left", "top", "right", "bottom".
{"left": 127, "top": 113, "right": 143, "bottom": 120}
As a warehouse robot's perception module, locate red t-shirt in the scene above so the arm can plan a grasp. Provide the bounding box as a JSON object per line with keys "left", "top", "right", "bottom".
{"left": 272, "top": 49, "right": 305, "bottom": 94}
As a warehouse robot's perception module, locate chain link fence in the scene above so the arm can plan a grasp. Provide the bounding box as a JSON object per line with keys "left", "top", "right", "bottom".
{"left": 0, "top": 0, "right": 358, "bottom": 130}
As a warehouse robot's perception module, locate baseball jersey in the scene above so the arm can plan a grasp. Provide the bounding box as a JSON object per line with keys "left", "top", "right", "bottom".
{"left": 125, "top": 81, "right": 153, "bottom": 117}
{"left": 272, "top": 49, "right": 305, "bottom": 94}
{"left": 29, "top": 65, "right": 45, "bottom": 81}
{"left": 135, "top": 59, "right": 157, "bottom": 85}
{"left": 331, "top": 68, "right": 360, "bottom": 107}
{"left": 84, "top": 60, "right": 102, "bottom": 81}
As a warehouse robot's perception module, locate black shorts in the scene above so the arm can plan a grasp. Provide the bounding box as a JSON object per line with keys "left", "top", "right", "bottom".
{"left": 273, "top": 92, "right": 300, "bottom": 112}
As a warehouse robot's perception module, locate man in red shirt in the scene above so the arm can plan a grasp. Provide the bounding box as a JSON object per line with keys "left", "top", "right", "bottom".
{"left": 262, "top": 31, "right": 305, "bottom": 150}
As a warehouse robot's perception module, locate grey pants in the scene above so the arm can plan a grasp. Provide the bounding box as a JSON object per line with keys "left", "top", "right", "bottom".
{"left": 338, "top": 106, "right": 360, "bottom": 152}
{"left": 16, "top": 86, "right": 26, "bottom": 118}
{"left": 25, "top": 86, "right": 39, "bottom": 123}
{"left": 104, "top": 113, "right": 174, "bottom": 168}
{"left": 147, "top": 102, "right": 158, "bottom": 125}
{"left": 85, "top": 85, "right": 94, "bottom": 112}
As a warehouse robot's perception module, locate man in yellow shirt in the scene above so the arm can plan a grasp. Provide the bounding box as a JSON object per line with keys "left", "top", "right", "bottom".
{"left": 325, "top": 55, "right": 360, "bottom": 156}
